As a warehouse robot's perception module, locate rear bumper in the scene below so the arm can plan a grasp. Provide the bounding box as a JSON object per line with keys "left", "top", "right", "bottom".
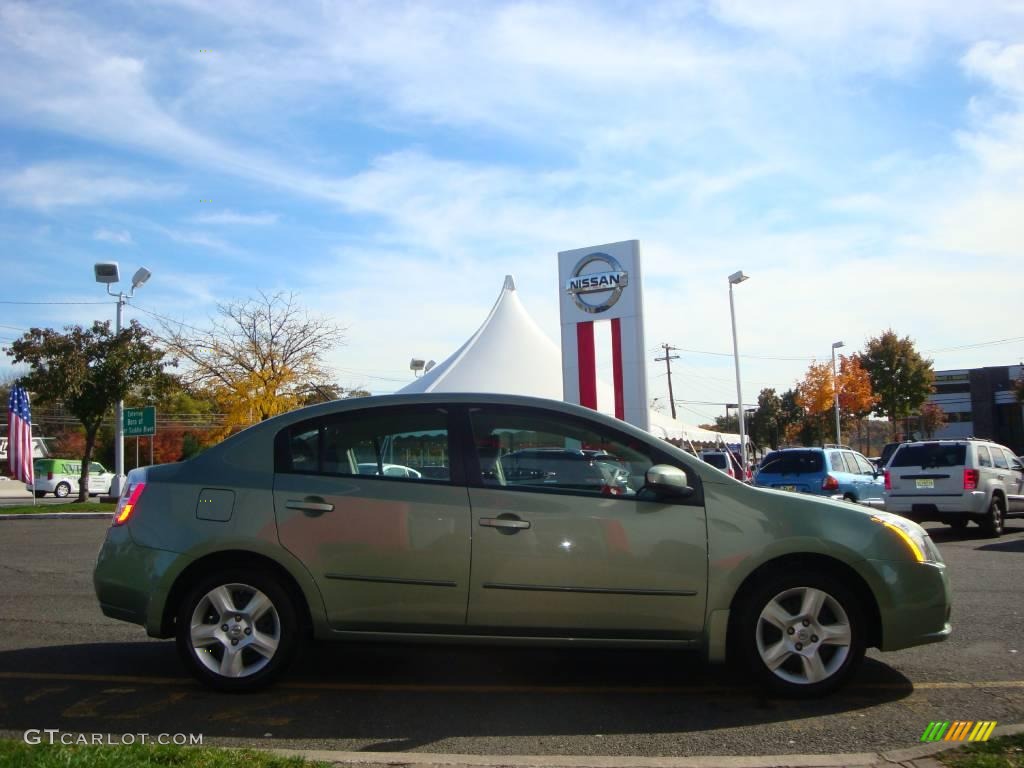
{"left": 94, "top": 524, "right": 180, "bottom": 634}
{"left": 884, "top": 491, "right": 987, "bottom": 517}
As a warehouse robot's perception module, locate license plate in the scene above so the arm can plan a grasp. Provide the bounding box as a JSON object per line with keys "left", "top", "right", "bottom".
{"left": 915, "top": 479, "right": 935, "bottom": 489}
{"left": 779, "top": 485, "right": 796, "bottom": 492}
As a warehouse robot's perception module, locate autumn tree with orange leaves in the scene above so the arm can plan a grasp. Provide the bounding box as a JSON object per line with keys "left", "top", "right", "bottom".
{"left": 790, "top": 355, "right": 877, "bottom": 447}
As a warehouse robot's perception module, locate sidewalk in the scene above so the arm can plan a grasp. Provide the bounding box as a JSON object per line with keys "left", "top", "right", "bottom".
{"left": 270, "top": 723, "right": 1024, "bottom": 768}
{"left": 0, "top": 482, "right": 32, "bottom": 500}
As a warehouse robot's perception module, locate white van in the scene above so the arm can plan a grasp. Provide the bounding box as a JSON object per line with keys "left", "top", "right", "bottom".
{"left": 32, "top": 458, "right": 115, "bottom": 498}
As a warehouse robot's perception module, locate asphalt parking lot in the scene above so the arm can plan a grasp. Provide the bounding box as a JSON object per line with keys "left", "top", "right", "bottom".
{"left": 0, "top": 518, "right": 1021, "bottom": 757}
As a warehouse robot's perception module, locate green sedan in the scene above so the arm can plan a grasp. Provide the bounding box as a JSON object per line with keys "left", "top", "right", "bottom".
{"left": 94, "top": 393, "right": 951, "bottom": 696}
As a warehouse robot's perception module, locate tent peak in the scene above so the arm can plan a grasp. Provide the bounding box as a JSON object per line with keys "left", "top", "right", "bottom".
{"left": 503, "top": 274, "right": 516, "bottom": 292}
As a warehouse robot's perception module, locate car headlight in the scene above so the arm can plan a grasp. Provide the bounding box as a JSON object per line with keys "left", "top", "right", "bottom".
{"left": 871, "top": 513, "right": 939, "bottom": 563}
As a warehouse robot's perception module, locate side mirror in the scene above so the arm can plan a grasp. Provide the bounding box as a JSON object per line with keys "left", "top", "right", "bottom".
{"left": 645, "top": 464, "right": 693, "bottom": 498}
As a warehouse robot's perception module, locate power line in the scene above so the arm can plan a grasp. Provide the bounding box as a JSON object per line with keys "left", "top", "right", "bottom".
{"left": 0, "top": 300, "right": 111, "bottom": 305}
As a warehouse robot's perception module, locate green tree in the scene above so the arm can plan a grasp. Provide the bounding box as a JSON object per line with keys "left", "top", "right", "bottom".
{"left": 780, "top": 388, "right": 807, "bottom": 445}
{"left": 6, "top": 321, "right": 171, "bottom": 501}
{"left": 749, "top": 388, "right": 784, "bottom": 449}
{"left": 858, "top": 330, "right": 934, "bottom": 439}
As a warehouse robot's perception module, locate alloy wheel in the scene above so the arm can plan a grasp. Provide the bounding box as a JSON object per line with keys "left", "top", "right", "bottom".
{"left": 189, "top": 583, "right": 281, "bottom": 679}
{"left": 755, "top": 586, "right": 852, "bottom": 686}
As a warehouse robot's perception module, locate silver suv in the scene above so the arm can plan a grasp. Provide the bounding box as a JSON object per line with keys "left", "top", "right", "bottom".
{"left": 884, "top": 438, "right": 1024, "bottom": 536}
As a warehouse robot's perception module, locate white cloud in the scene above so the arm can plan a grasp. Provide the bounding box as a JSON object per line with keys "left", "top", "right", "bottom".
{"left": 0, "top": 162, "right": 181, "bottom": 211}
{"left": 93, "top": 228, "right": 134, "bottom": 245}
{"left": 191, "top": 210, "right": 279, "bottom": 226}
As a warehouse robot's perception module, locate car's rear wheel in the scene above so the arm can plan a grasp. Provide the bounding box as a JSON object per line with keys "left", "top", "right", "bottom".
{"left": 54, "top": 482, "right": 71, "bottom": 498}
{"left": 176, "top": 570, "right": 298, "bottom": 692}
{"left": 34, "top": 491, "right": 46, "bottom": 498}
{"left": 949, "top": 517, "right": 968, "bottom": 530}
{"left": 980, "top": 497, "right": 1004, "bottom": 538}
{"left": 733, "top": 569, "right": 865, "bottom": 697}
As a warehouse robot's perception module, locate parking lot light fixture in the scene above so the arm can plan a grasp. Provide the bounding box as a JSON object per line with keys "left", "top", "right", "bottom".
{"left": 832, "top": 341, "right": 845, "bottom": 446}
{"left": 95, "top": 262, "right": 152, "bottom": 498}
{"left": 728, "top": 271, "right": 750, "bottom": 474}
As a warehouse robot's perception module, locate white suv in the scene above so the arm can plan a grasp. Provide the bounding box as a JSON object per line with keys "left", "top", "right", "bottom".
{"left": 884, "top": 438, "right": 1024, "bottom": 536}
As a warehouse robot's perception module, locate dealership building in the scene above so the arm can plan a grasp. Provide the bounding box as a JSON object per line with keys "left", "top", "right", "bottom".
{"left": 927, "top": 364, "right": 1023, "bottom": 453}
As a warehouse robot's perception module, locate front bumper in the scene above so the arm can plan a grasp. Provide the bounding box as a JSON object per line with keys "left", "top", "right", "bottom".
{"left": 859, "top": 558, "right": 952, "bottom": 651}
{"left": 94, "top": 524, "right": 179, "bottom": 633}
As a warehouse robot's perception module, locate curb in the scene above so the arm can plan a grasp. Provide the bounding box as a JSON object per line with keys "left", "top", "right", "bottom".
{"left": 0, "top": 512, "right": 113, "bottom": 520}
{"left": 269, "top": 722, "right": 1024, "bottom": 768}
{"left": 270, "top": 750, "right": 879, "bottom": 768}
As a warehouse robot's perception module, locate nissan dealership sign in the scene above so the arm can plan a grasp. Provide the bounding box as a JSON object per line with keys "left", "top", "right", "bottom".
{"left": 564, "top": 252, "right": 629, "bottom": 314}
{"left": 558, "top": 240, "right": 649, "bottom": 431}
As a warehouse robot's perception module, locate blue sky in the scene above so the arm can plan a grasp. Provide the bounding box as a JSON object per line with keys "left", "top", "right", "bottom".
{"left": 1, "top": 0, "right": 1023, "bottom": 424}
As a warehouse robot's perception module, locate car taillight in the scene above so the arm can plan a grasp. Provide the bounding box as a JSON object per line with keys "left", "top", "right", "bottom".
{"left": 822, "top": 474, "right": 839, "bottom": 491}
{"left": 964, "top": 469, "right": 979, "bottom": 490}
{"left": 47, "top": 471, "right": 53, "bottom": 480}
{"left": 884, "top": 470, "right": 891, "bottom": 490}
{"left": 113, "top": 482, "right": 146, "bottom": 526}
{"left": 727, "top": 466, "right": 735, "bottom": 478}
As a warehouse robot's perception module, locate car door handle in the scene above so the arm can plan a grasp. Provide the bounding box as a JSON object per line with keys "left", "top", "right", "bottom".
{"left": 479, "top": 517, "right": 531, "bottom": 530}
{"left": 286, "top": 498, "right": 334, "bottom": 515}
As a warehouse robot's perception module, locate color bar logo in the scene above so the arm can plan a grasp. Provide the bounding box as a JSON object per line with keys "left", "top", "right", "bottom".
{"left": 921, "top": 721, "right": 997, "bottom": 742}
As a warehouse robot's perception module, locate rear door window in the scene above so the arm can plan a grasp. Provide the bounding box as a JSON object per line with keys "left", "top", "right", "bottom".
{"left": 977, "top": 445, "right": 992, "bottom": 467}
{"left": 992, "top": 449, "right": 1009, "bottom": 470}
{"left": 841, "top": 452, "right": 860, "bottom": 474}
{"left": 277, "top": 406, "right": 453, "bottom": 483}
{"left": 890, "top": 444, "right": 967, "bottom": 468}
{"left": 760, "top": 451, "right": 823, "bottom": 474}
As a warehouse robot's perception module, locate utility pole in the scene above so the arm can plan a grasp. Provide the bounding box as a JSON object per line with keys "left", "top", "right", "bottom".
{"left": 654, "top": 344, "right": 680, "bottom": 420}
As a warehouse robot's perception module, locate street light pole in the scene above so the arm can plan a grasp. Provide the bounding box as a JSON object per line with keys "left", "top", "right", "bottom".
{"left": 728, "top": 271, "right": 750, "bottom": 475}
{"left": 832, "top": 340, "right": 845, "bottom": 446}
{"left": 94, "top": 262, "right": 151, "bottom": 498}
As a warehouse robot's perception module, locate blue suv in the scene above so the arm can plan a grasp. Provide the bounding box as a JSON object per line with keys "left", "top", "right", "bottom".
{"left": 754, "top": 447, "right": 885, "bottom": 507}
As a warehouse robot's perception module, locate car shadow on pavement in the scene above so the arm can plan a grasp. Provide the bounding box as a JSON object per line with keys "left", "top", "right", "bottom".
{"left": 975, "top": 537, "right": 1024, "bottom": 552}
{"left": 0, "top": 640, "right": 913, "bottom": 749}
{"left": 924, "top": 522, "right": 1023, "bottom": 544}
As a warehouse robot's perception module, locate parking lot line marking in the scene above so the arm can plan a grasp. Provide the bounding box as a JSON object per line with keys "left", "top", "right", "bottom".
{"left": 1, "top": 671, "right": 1023, "bottom": 694}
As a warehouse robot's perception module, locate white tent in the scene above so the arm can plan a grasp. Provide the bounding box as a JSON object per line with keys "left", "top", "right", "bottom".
{"left": 399, "top": 275, "right": 741, "bottom": 447}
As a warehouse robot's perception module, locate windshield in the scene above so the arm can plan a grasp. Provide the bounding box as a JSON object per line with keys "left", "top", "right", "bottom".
{"left": 890, "top": 444, "right": 966, "bottom": 469}
{"left": 758, "top": 451, "right": 824, "bottom": 475}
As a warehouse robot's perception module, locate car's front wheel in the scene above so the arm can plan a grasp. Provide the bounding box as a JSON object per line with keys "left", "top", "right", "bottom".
{"left": 175, "top": 570, "right": 298, "bottom": 692}
{"left": 733, "top": 569, "right": 865, "bottom": 697}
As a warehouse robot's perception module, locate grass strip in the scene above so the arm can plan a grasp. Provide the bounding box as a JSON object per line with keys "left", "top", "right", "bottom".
{"left": 0, "top": 740, "right": 328, "bottom": 767}
{"left": 0, "top": 502, "right": 115, "bottom": 515}
{"left": 942, "top": 732, "right": 1024, "bottom": 767}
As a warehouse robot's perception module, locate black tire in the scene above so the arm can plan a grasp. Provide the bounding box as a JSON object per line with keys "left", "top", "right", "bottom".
{"left": 732, "top": 568, "right": 865, "bottom": 698}
{"left": 54, "top": 482, "right": 71, "bottom": 498}
{"left": 980, "top": 497, "right": 1004, "bottom": 538}
{"left": 843, "top": 494, "right": 858, "bottom": 504}
{"left": 949, "top": 517, "right": 969, "bottom": 530}
{"left": 175, "top": 569, "right": 298, "bottom": 692}
{"left": 34, "top": 491, "right": 46, "bottom": 499}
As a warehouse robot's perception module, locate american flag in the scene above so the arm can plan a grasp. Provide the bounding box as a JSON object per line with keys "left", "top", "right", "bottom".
{"left": 7, "top": 385, "right": 34, "bottom": 486}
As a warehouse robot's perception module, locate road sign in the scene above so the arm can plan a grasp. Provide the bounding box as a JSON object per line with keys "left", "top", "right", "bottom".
{"left": 124, "top": 406, "right": 156, "bottom": 437}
